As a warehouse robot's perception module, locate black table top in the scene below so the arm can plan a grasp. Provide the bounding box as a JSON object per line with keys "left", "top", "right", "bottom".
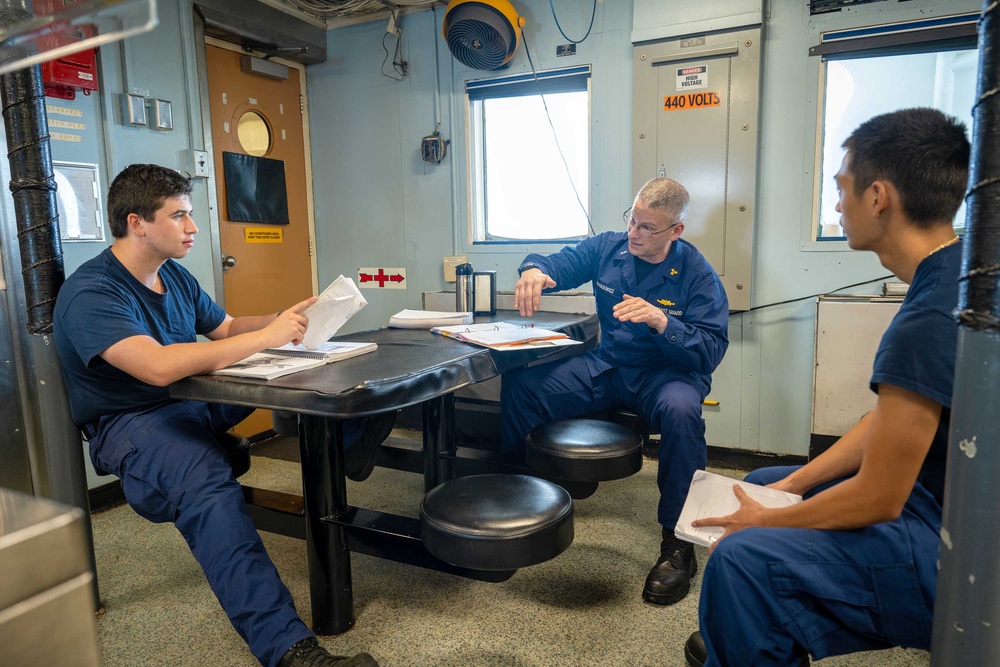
{"left": 169, "top": 310, "right": 598, "bottom": 419}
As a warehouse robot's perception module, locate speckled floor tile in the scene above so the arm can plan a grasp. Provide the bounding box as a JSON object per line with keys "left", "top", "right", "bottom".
{"left": 90, "top": 438, "right": 928, "bottom": 667}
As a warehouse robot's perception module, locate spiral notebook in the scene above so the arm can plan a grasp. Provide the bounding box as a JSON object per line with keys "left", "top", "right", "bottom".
{"left": 263, "top": 341, "right": 377, "bottom": 362}
{"left": 211, "top": 342, "right": 377, "bottom": 380}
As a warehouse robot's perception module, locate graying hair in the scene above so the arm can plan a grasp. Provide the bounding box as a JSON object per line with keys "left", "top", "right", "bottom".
{"left": 635, "top": 178, "right": 690, "bottom": 223}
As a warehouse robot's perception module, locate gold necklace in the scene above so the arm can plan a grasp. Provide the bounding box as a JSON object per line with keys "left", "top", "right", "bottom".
{"left": 926, "top": 236, "right": 959, "bottom": 258}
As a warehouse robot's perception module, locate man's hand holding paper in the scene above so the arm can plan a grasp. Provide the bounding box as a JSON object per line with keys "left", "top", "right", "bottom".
{"left": 675, "top": 470, "right": 802, "bottom": 553}
{"left": 300, "top": 275, "right": 367, "bottom": 349}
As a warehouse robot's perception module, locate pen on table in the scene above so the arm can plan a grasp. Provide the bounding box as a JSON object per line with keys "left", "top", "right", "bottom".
{"left": 702, "top": 400, "right": 720, "bottom": 406}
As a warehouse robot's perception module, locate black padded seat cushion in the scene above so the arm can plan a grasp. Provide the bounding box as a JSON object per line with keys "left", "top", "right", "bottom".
{"left": 526, "top": 419, "right": 643, "bottom": 482}
{"left": 217, "top": 432, "right": 251, "bottom": 478}
{"left": 272, "top": 410, "right": 299, "bottom": 437}
{"left": 420, "top": 474, "right": 574, "bottom": 571}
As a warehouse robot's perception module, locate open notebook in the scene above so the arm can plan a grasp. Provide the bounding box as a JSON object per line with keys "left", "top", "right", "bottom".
{"left": 211, "top": 342, "right": 376, "bottom": 380}
{"left": 263, "top": 341, "right": 377, "bottom": 362}
{"left": 431, "top": 322, "right": 581, "bottom": 350}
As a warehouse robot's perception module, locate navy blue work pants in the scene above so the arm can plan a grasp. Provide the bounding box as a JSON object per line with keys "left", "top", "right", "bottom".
{"left": 90, "top": 401, "right": 338, "bottom": 667}
{"left": 500, "top": 355, "right": 706, "bottom": 529}
{"left": 698, "top": 465, "right": 940, "bottom": 666}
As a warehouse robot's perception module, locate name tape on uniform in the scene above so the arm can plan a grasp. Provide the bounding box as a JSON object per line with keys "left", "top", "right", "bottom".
{"left": 663, "top": 91, "right": 721, "bottom": 112}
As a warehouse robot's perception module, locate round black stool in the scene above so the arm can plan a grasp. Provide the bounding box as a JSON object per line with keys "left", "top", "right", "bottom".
{"left": 527, "top": 419, "right": 643, "bottom": 482}
{"left": 420, "top": 474, "right": 574, "bottom": 571}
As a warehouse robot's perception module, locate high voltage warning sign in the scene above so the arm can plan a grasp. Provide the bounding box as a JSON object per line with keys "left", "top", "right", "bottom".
{"left": 663, "top": 91, "right": 721, "bottom": 111}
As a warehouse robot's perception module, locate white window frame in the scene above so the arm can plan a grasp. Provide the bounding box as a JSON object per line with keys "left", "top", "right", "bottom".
{"left": 802, "top": 10, "right": 978, "bottom": 251}
{"left": 464, "top": 65, "right": 592, "bottom": 245}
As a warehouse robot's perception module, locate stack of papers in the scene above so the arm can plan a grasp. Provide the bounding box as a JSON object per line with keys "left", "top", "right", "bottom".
{"left": 388, "top": 309, "right": 473, "bottom": 329}
{"left": 301, "top": 275, "right": 366, "bottom": 349}
{"left": 431, "top": 321, "right": 581, "bottom": 351}
{"left": 675, "top": 470, "right": 803, "bottom": 548}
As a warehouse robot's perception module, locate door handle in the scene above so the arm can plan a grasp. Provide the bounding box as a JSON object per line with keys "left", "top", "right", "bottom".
{"left": 222, "top": 254, "right": 237, "bottom": 272}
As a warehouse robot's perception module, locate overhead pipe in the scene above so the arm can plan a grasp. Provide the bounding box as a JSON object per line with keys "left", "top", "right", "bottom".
{"left": 931, "top": 0, "right": 1000, "bottom": 663}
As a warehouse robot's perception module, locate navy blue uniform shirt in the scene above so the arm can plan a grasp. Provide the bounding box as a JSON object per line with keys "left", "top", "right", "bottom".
{"left": 870, "top": 241, "right": 961, "bottom": 506}
{"left": 53, "top": 248, "right": 226, "bottom": 426}
{"left": 522, "top": 231, "right": 729, "bottom": 395}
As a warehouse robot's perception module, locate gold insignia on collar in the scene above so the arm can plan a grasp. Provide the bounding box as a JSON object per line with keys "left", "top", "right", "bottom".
{"left": 657, "top": 299, "right": 675, "bottom": 307}
{"left": 670, "top": 268, "right": 679, "bottom": 276}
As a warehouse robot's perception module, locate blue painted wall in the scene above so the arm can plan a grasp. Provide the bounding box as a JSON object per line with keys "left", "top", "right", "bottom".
{"left": 308, "top": 0, "right": 982, "bottom": 455}
{"left": 1, "top": 0, "right": 981, "bottom": 476}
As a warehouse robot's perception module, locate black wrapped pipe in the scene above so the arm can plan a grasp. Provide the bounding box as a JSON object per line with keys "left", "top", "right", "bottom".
{"left": 1, "top": 63, "right": 64, "bottom": 335}
{"left": 957, "top": 0, "right": 1000, "bottom": 330}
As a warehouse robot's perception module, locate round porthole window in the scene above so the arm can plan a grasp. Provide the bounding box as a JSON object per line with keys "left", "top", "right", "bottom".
{"left": 237, "top": 111, "right": 271, "bottom": 156}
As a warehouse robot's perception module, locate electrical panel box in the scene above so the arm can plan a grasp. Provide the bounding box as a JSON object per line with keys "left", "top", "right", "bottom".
{"left": 812, "top": 297, "right": 901, "bottom": 438}
{"left": 632, "top": 26, "right": 763, "bottom": 311}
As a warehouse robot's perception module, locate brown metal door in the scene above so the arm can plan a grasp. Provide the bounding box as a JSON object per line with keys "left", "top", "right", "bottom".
{"left": 206, "top": 44, "right": 314, "bottom": 436}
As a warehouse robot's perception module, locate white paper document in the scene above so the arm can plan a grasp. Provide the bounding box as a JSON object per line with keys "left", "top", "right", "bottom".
{"left": 301, "top": 275, "right": 367, "bottom": 349}
{"left": 388, "top": 309, "right": 473, "bottom": 329}
{"left": 430, "top": 321, "right": 582, "bottom": 350}
{"left": 675, "top": 470, "right": 803, "bottom": 548}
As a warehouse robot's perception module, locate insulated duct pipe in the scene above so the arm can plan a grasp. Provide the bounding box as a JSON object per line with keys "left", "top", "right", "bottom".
{"left": 2, "top": 52, "right": 62, "bottom": 333}
{"left": 931, "top": 0, "right": 1000, "bottom": 663}
{"left": 0, "top": 0, "right": 99, "bottom": 606}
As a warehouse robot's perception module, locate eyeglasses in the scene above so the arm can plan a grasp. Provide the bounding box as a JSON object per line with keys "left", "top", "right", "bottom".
{"left": 623, "top": 208, "right": 677, "bottom": 239}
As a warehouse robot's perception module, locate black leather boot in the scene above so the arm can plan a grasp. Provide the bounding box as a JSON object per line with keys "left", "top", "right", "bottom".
{"left": 642, "top": 528, "right": 696, "bottom": 605}
{"left": 278, "top": 637, "right": 378, "bottom": 667}
{"left": 684, "top": 631, "right": 707, "bottom": 666}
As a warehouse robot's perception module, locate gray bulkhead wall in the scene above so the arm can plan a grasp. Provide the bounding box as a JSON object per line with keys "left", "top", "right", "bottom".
{"left": 309, "top": 0, "right": 981, "bottom": 456}
{"left": 0, "top": 0, "right": 221, "bottom": 490}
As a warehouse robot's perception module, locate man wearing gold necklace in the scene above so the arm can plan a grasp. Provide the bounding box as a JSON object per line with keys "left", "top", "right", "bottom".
{"left": 684, "top": 108, "right": 968, "bottom": 666}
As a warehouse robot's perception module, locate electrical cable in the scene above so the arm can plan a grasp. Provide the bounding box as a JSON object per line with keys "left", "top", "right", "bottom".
{"left": 380, "top": 14, "right": 408, "bottom": 81}
{"left": 285, "top": 0, "right": 437, "bottom": 18}
{"left": 741, "top": 274, "right": 895, "bottom": 313}
{"left": 549, "top": 0, "right": 597, "bottom": 44}
{"left": 522, "top": 30, "right": 596, "bottom": 237}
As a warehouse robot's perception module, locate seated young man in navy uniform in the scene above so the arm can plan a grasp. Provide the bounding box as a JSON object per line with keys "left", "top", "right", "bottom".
{"left": 53, "top": 164, "right": 388, "bottom": 667}
{"left": 502, "top": 177, "right": 730, "bottom": 605}
{"left": 684, "top": 107, "right": 969, "bottom": 666}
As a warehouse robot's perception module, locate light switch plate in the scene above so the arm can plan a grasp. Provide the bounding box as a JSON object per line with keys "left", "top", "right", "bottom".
{"left": 154, "top": 98, "right": 173, "bottom": 131}
{"left": 122, "top": 93, "right": 146, "bottom": 126}
{"left": 191, "top": 150, "right": 210, "bottom": 178}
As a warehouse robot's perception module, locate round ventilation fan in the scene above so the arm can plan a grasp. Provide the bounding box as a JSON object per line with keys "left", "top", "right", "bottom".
{"left": 443, "top": 0, "right": 525, "bottom": 71}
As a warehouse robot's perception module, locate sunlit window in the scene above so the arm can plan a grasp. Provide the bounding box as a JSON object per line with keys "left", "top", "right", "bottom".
{"left": 817, "top": 48, "right": 976, "bottom": 240}
{"left": 467, "top": 66, "right": 590, "bottom": 243}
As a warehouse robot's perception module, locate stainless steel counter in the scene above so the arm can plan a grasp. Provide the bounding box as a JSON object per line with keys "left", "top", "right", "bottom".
{"left": 0, "top": 487, "right": 99, "bottom": 666}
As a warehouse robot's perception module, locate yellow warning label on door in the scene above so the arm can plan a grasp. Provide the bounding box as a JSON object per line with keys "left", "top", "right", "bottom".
{"left": 663, "top": 91, "right": 721, "bottom": 111}
{"left": 245, "top": 228, "right": 283, "bottom": 243}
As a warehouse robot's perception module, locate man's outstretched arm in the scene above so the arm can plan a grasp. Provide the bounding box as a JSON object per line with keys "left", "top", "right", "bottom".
{"left": 101, "top": 297, "right": 316, "bottom": 386}
{"left": 694, "top": 383, "right": 942, "bottom": 545}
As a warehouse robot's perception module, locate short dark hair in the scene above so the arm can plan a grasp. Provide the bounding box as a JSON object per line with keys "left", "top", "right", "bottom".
{"left": 842, "top": 108, "right": 970, "bottom": 228}
{"left": 107, "top": 164, "right": 193, "bottom": 238}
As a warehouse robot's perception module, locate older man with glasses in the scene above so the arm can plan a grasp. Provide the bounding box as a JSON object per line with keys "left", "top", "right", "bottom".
{"left": 501, "top": 177, "right": 729, "bottom": 605}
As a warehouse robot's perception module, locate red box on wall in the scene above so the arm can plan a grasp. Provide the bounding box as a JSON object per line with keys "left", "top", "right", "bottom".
{"left": 42, "top": 49, "right": 98, "bottom": 100}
